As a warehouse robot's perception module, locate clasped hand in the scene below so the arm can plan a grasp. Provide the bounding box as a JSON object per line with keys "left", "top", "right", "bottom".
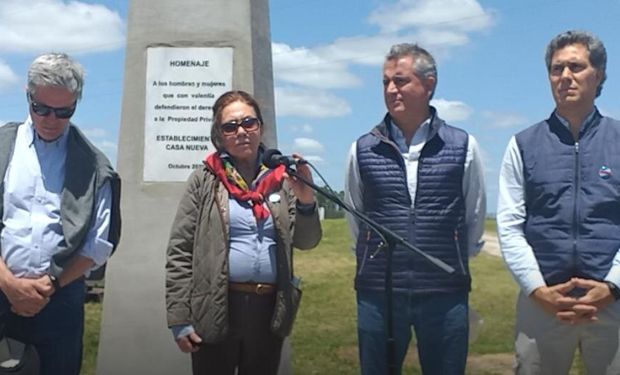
{"left": 531, "top": 278, "right": 615, "bottom": 325}
{"left": 3, "top": 275, "right": 54, "bottom": 317}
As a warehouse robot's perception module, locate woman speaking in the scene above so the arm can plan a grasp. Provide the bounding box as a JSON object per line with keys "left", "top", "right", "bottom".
{"left": 165, "top": 90, "right": 321, "bottom": 374}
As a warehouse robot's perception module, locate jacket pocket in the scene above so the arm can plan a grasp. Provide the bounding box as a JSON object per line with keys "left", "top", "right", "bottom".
{"left": 270, "top": 277, "right": 302, "bottom": 338}
{"left": 190, "top": 291, "right": 226, "bottom": 342}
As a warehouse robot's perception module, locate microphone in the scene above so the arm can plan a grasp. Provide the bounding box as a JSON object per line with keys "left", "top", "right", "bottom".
{"left": 263, "top": 149, "right": 307, "bottom": 169}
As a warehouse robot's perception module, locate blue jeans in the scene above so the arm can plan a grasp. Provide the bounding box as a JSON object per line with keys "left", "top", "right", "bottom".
{"left": 357, "top": 289, "right": 469, "bottom": 375}
{"left": 0, "top": 278, "right": 86, "bottom": 375}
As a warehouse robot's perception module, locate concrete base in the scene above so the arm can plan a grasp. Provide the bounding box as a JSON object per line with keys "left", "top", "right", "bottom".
{"left": 96, "top": 0, "right": 279, "bottom": 373}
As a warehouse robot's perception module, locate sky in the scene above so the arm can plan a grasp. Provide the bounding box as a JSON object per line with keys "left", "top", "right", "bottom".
{"left": 0, "top": 0, "right": 618, "bottom": 213}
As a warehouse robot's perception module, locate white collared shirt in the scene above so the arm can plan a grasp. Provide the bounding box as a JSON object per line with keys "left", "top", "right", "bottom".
{"left": 497, "top": 109, "right": 620, "bottom": 296}
{"left": 345, "top": 116, "right": 486, "bottom": 257}
{"left": 1, "top": 118, "right": 113, "bottom": 278}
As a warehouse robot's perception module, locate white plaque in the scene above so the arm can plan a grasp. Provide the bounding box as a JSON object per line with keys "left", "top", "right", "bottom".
{"left": 143, "top": 47, "right": 233, "bottom": 182}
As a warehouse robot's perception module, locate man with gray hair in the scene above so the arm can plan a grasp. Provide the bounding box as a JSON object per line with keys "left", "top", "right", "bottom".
{"left": 0, "top": 53, "right": 121, "bottom": 374}
{"left": 345, "top": 43, "right": 486, "bottom": 374}
{"left": 497, "top": 30, "right": 620, "bottom": 373}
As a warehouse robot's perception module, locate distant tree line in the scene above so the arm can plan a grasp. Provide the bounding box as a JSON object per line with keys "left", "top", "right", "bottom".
{"left": 316, "top": 188, "right": 345, "bottom": 219}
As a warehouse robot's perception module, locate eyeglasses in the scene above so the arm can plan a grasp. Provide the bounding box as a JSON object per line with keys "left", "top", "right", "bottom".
{"left": 27, "top": 93, "right": 77, "bottom": 119}
{"left": 220, "top": 117, "right": 261, "bottom": 135}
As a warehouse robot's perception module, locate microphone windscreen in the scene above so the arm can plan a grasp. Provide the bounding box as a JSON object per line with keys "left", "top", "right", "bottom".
{"left": 263, "top": 148, "right": 283, "bottom": 169}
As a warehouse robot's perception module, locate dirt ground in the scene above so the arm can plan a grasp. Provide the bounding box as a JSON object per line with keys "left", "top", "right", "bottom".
{"left": 482, "top": 232, "right": 501, "bottom": 257}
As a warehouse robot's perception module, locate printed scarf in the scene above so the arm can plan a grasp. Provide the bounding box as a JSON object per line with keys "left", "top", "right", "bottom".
{"left": 205, "top": 153, "right": 286, "bottom": 220}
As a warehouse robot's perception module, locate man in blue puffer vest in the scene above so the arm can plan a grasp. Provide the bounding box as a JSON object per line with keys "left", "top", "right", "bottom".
{"left": 345, "top": 43, "right": 486, "bottom": 375}
{"left": 498, "top": 30, "right": 620, "bottom": 374}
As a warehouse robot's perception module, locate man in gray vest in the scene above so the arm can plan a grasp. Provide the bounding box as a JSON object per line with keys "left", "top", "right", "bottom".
{"left": 498, "top": 30, "right": 620, "bottom": 374}
{"left": 0, "top": 53, "right": 121, "bottom": 375}
{"left": 345, "top": 43, "right": 486, "bottom": 374}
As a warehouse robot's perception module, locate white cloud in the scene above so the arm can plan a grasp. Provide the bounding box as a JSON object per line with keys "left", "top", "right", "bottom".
{"left": 303, "top": 155, "right": 325, "bottom": 164}
{"left": 98, "top": 140, "right": 118, "bottom": 152}
{"left": 482, "top": 111, "right": 528, "bottom": 128}
{"left": 431, "top": 98, "right": 473, "bottom": 122}
{"left": 277, "top": 30, "right": 471, "bottom": 78}
{"left": 296, "top": 0, "right": 495, "bottom": 70}
{"left": 0, "top": 60, "right": 18, "bottom": 92}
{"left": 272, "top": 43, "right": 362, "bottom": 89}
{"left": 81, "top": 127, "right": 109, "bottom": 138}
{"left": 270, "top": 0, "right": 495, "bottom": 103}
{"left": 275, "top": 87, "right": 352, "bottom": 118}
{"left": 0, "top": 0, "right": 125, "bottom": 53}
{"left": 477, "top": 144, "right": 495, "bottom": 174}
{"left": 80, "top": 126, "right": 117, "bottom": 163}
{"left": 368, "top": 0, "right": 494, "bottom": 34}
{"left": 94, "top": 140, "right": 118, "bottom": 164}
{"left": 412, "top": 29, "right": 471, "bottom": 51}
{"left": 289, "top": 124, "right": 314, "bottom": 134}
{"left": 312, "top": 34, "right": 402, "bottom": 66}
{"left": 292, "top": 138, "right": 325, "bottom": 154}
{"left": 71, "top": 137, "right": 118, "bottom": 167}
{"left": 313, "top": 30, "right": 476, "bottom": 69}
{"left": 285, "top": 138, "right": 325, "bottom": 164}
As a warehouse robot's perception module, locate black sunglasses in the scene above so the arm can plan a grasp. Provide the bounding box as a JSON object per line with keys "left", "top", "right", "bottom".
{"left": 220, "top": 117, "right": 261, "bottom": 135}
{"left": 28, "top": 93, "right": 77, "bottom": 119}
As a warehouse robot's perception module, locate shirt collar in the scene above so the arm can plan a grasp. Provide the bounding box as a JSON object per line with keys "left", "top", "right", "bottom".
{"left": 553, "top": 108, "right": 597, "bottom": 132}
{"left": 24, "top": 115, "right": 70, "bottom": 149}
{"left": 387, "top": 115, "right": 432, "bottom": 153}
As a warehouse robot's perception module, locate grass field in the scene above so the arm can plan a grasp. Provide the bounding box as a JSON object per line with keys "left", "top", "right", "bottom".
{"left": 287, "top": 218, "right": 519, "bottom": 374}
{"left": 81, "top": 218, "right": 584, "bottom": 374}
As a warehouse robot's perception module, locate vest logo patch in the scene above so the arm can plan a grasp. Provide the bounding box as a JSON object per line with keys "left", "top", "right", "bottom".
{"left": 599, "top": 165, "right": 612, "bottom": 180}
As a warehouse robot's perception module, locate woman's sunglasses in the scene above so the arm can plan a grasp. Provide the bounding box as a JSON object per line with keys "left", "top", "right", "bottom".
{"left": 220, "top": 117, "right": 261, "bottom": 136}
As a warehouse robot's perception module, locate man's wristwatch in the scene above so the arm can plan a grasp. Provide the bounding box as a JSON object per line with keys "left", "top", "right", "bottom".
{"left": 48, "top": 274, "right": 62, "bottom": 291}
{"left": 605, "top": 281, "right": 620, "bottom": 301}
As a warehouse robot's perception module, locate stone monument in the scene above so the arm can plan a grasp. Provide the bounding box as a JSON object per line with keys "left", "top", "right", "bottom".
{"left": 96, "top": 1, "right": 283, "bottom": 373}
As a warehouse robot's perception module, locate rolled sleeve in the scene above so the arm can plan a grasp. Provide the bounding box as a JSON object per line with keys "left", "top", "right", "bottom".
{"left": 79, "top": 237, "right": 114, "bottom": 268}
{"left": 171, "top": 324, "right": 195, "bottom": 340}
{"left": 77, "top": 181, "right": 113, "bottom": 269}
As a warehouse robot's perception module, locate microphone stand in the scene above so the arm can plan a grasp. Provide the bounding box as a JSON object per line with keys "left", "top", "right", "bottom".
{"left": 284, "top": 166, "right": 454, "bottom": 375}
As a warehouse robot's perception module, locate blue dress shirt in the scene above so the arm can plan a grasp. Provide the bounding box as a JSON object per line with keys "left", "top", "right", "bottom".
{"left": 1, "top": 118, "right": 113, "bottom": 278}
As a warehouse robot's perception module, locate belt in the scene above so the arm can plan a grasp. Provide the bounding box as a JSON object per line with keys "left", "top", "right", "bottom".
{"left": 228, "top": 282, "right": 276, "bottom": 295}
